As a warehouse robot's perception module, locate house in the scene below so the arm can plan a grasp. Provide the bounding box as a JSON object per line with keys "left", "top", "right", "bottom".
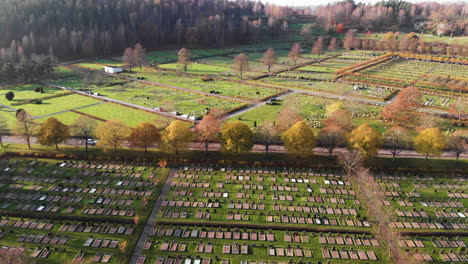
{"left": 104, "top": 66, "right": 123, "bottom": 74}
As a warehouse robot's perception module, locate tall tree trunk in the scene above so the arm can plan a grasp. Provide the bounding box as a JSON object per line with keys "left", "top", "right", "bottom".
{"left": 27, "top": 138, "right": 31, "bottom": 149}
{"left": 55, "top": 142, "right": 59, "bottom": 150}
{"left": 205, "top": 141, "right": 209, "bottom": 153}
{"left": 0, "top": 135, "right": 3, "bottom": 147}
{"left": 85, "top": 141, "right": 88, "bottom": 152}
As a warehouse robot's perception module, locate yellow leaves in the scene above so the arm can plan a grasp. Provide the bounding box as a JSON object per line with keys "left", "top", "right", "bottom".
{"left": 347, "top": 123, "right": 381, "bottom": 158}
{"left": 281, "top": 121, "right": 316, "bottom": 154}
{"left": 96, "top": 119, "right": 131, "bottom": 152}
{"left": 129, "top": 122, "right": 160, "bottom": 151}
{"left": 414, "top": 128, "right": 445, "bottom": 158}
{"left": 37, "top": 117, "right": 70, "bottom": 149}
{"left": 221, "top": 121, "right": 253, "bottom": 153}
{"left": 325, "top": 102, "right": 344, "bottom": 117}
{"left": 161, "top": 120, "right": 193, "bottom": 154}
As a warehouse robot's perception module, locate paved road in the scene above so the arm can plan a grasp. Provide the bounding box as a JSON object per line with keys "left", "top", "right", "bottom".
{"left": 129, "top": 168, "right": 177, "bottom": 264}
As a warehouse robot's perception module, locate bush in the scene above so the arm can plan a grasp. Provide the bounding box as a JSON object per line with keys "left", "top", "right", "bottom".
{"left": 35, "top": 87, "right": 41, "bottom": 92}
{"left": 35, "top": 100, "right": 42, "bottom": 104}
{"left": 5, "top": 91, "right": 14, "bottom": 101}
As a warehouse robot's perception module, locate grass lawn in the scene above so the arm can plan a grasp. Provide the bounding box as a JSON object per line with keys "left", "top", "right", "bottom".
{"left": 123, "top": 68, "right": 284, "bottom": 101}
{"left": 78, "top": 102, "right": 174, "bottom": 127}
{"left": 158, "top": 62, "right": 231, "bottom": 75}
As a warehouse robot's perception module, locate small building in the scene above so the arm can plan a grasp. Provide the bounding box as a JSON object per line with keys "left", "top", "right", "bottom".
{"left": 104, "top": 66, "right": 123, "bottom": 74}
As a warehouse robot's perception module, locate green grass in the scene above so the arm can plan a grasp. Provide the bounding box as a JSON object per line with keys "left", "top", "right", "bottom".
{"left": 78, "top": 102, "right": 173, "bottom": 127}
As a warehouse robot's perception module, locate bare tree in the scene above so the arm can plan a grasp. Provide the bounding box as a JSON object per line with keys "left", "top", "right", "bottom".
{"left": 123, "top": 47, "right": 136, "bottom": 72}
{"left": 312, "top": 36, "right": 325, "bottom": 59}
{"left": 133, "top": 43, "right": 146, "bottom": 69}
{"left": 383, "top": 126, "right": 410, "bottom": 160}
{"left": 288, "top": 43, "right": 302, "bottom": 65}
{"left": 318, "top": 125, "right": 346, "bottom": 158}
{"left": 446, "top": 131, "right": 468, "bottom": 160}
{"left": 0, "top": 114, "right": 8, "bottom": 147}
{"left": 73, "top": 116, "right": 98, "bottom": 152}
{"left": 328, "top": 37, "right": 338, "bottom": 53}
{"left": 14, "top": 110, "right": 37, "bottom": 149}
{"left": 254, "top": 120, "right": 277, "bottom": 153}
{"left": 233, "top": 53, "right": 249, "bottom": 79}
{"left": 177, "top": 48, "right": 191, "bottom": 73}
{"left": 261, "top": 48, "right": 277, "bottom": 72}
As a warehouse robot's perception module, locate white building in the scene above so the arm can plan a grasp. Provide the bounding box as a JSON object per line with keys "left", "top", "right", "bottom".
{"left": 104, "top": 66, "right": 123, "bottom": 74}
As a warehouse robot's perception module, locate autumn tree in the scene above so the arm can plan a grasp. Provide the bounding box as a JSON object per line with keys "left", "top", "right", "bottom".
{"left": 133, "top": 43, "right": 146, "bottom": 69}
{"left": 195, "top": 113, "right": 221, "bottom": 153}
{"left": 254, "top": 120, "right": 277, "bottom": 153}
{"left": 348, "top": 123, "right": 381, "bottom": 159}
{"left": 261, "top": 48, "right": 277, "bottom": 72}
{"left": 414, "top": 128, "right": 445, "bottom": 160}
{"left": 123, "top": 47, "right": 136, "bottom": 72}
{"left": 312, "top": 36, "right": 325, "bottom": 59}
{"left": 220, "top": 121, "right": 253, "bottom": 153}
{"left": 446, "top": 130, "right": 467, "bottom": 160}
{"left": 383, "top": 126, "right": 410, "bottom": 160}
{"left": 161, "top": 120, "right": 194, "bottom": 154}
{"left": 448, "top": 98, "right": 467, "bottom": 123}
{"left": 325, "top": 109, "right": 353, "bottom": 131}
{"left": 343, "top": 30, "right": 355, "bottom": 51}
{"left": 73, "top": 116, "right": 97, "bottom": 151}
{"left": 233, "top": 53, "right": 250, "bottom": 79}
{"left": 14, "top": 110, "right": 37, "bottom": 149}
{"left": 0, "top": 114, "right": 8, "bottom": 147}
{"left": 318, "top": 125, "right": 347, "bottom": 158}
{"left": 281, "top": 121, "right": 316, "bottom": 155}
{"left": 37, "top": 117, "right": 70, "bottom": 150}
{"left": 381, "top": 86, "right": 421, "bottom": 124}
{"left": 328, "top": 37, "right": 338, "bottom": 53}
{"left": 96, "top": 119, "right": 131, "bottom": 152}
{"left": 274, "top": 101, "right": 303, "bottom": 134}
{"left": 288, "top": 43, "right": 302, "bottom": 65}
{"left": 325, "top": 102, "right": 344, "bottom": 117}
{"left": 129, "top": 122, "right": 160, "bottom": 153}
{"left": 177, "top": 48, "right": 191, "bottom": 73}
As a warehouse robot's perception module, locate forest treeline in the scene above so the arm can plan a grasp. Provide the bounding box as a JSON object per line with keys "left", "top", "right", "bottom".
{"left": 0, "top": 0, "right": 467, "bottom": 63}
{"left": 0, "top": 0, "right": 289, "bottom": 61}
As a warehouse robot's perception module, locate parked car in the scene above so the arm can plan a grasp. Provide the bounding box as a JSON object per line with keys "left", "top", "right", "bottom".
{"left": 86, "top": 139, "right": 98, "bottom": 145}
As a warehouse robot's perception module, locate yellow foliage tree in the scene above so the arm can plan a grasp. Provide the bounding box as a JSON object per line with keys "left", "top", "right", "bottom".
{"left": 348, "top": 123, "right": 381, "bottom": 158}
{"left": 96, "top": 119, "right": 131, "bottom": 152}
{"left": 281, "top": 121, "right": 316, "bottom": 154}
{"left": 325, "top": 102, "right": 344, "bottom": 117}
{"left": 414, "top": 128, "right": 445, "bottom": 160}
{"left": 129, "top": 122, "right": 160, "bottom": 153}
{"left": 220, "top": 121, "right": 253, "bottom": 153}
{"left": 160, "top": 120, "right": 194, "bottom": 154}
{"left": 37, "top": 117, "right": 70, "bottom": 150}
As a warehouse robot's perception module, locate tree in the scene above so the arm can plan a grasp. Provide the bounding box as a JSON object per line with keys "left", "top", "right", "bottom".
{"left": 254, "top": 120, "right": 277, "bottom": 153}
{"left": 73, "top": 116, "right": 97, "bottom": 152}
{"left": 233, "top": 53, "right": 249, "bottom": 79}
{"left": 123, "top": 47, "right": 136, "bottom": 72}
{"left": 318, "top": 125, "right": 347, "bottom": 158}
{"left": 261, "top": 48, "right": 277, "bottom": 72}
{"left": 288, "top": 43, "right": 302, "bottom": 65}
{"left": 312, "top": 36, "right": 325, "bottom": 59}
{"left": 220, "top": 121, "right": 253, "bottom": 153}
{"left": 325, "top": 102, "right": 344, "bottom": 117}
{"left": 446, "top": 131, "right": 467, "bottom": 160}
{"left": 37, "top": 117, "right": 70, "bottom": 150}
{"left": 96, "top": 119, "right": 131, "bottom": 152}
{"left": 281, "top": 121, "right": 316, "bottom": 155}
{"left": 328, "top": 37, "right": 338, "bottom": 53}
{"left": 195, "top": 114, "right": 221, "bottom": 153}
{"left": 343, "top": 30, "right": 355, "bottom": 51}
{"left": 133, "top": 43, "right": 146, "bottom": 69}
{"left": 448, "top": 98, "right": 467, "bottom": 123}
{"left": 381, "top": 86, "right": 421, "bottom": 124}
{"left": 0, "top": 114, "right": 8, "bottom": 147}
{"left": 129, "top": 122, "right": 160, "bottom": 153}
{"left": 348, "top": 123, "right": 381, "bottom": 159}
{"left": 383, "top": 126, "right": 410, "bottom": 160}
{"left": 414, "top": 128, "right": 445, "bottom": 160}
{"left": 14, "top": 111, "right": 37, "bottom": 149}
{"left": 161, "top": 120, "right": 193, "bottom": 154}
{"left": 5, "top": 91, "right": 14, "bottom": 101}
{"left": 177, "top": 48, "right": 191, "bottom": 73}
{"left": 325, "top": 109, "right": 353, "bottom": 131}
